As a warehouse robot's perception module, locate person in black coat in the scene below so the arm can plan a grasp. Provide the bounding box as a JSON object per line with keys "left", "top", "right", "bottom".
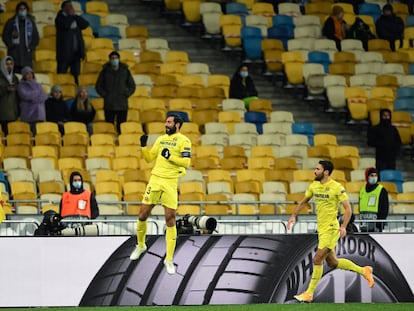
{"left": 45, "top": 84, "right": 70, "bottom": 134}
{"left": 229, "top": 64, "right": 258, "bottom": 109}
{"left": 375, "top": 4, "right": 404, "bottom": 51}
{"left": 367, "top": 109, "right": 402, "bottom": 172}
{"left": 2, "top": 1, "right": 39, "bottom": 72}
{"left": 55, "top": 0, "right": 89, "bottom": 84}
{"left": 95, "top": 51, "right": 136, "bottom": 134}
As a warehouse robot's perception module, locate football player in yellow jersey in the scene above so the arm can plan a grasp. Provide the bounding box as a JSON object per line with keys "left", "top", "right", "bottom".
{"left": 287, "top": 160, "right": 374, "bottom": 302}
{"left": 129, "top": 114, "right": 192, "bottom": 275}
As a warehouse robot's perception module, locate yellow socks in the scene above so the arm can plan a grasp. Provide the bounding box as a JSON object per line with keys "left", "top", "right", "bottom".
{"left": 337, "top": 258, "right": 364, "bottom": 274}
{"left": 307, "top": 264, "right": 323, "bottom": 295}
{"left": 165, "top": 225, "right": 177, "bottom": 261}
{"left": 136, "top": 219, "right": 147, "bottom": 247}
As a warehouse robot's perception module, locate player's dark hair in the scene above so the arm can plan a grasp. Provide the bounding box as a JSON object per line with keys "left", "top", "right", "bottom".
{"left": 169, "top": 114, "right": 184, "bottom": 129}
{"left": 319, "top": 160, "right": 334, "bottom": 175}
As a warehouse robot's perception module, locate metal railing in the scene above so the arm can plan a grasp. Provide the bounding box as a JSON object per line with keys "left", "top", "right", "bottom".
{"left": 2, "top": 217, "right": 414, "bottom": 236}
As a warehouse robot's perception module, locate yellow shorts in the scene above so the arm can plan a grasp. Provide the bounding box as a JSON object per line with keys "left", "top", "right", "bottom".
{"left": 142, "top": 175, "right": 178, "bottom": 209}
{"left": 318, "top": 228, "right": 340, "bottom": 250}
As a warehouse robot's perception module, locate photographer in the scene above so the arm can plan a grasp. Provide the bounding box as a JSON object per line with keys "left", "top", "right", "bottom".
{"left": 60, "top": 171, "right": 99, "bottom": 220}
{"left": 176, "top": 214, "right": 217, "bottom": 235}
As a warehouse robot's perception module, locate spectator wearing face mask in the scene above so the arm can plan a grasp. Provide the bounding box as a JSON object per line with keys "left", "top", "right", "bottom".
{"left": 358, "top": 167, "right": 389, "bottom": 232}
{"left": 367, "top": 109, "right": 402, "bottom": 172}
{"left": 59, "top": 171, "right": 99, "bottom": 220}
{"left": 95, "top": 50, "right": 136, "bottom": 134}
{"left": 2, "top": 1, "right": 39, "bottom": 72}
{"left": 229, "top": 64, "right": 258, "bottom": 109}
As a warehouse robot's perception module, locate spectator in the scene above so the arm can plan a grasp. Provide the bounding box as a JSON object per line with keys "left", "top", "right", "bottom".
{"left": 95, "top": 51, "right": 136, "bottom": 134}
{"left": 229, "top": 64, "right": 258, "bottom": 109}
{"left": 17, "top": 66, "right": 48, "bottom": 134}
{"left": 45, "top": 84, "right": 70, "bottom": 134}
{"left": 358, "top": 167, "right": 389, "bottom": 232}
{"left": 0, "top": 56, "right": 19, "bottom": 135}
{"left": 2, "top": 1, "right": 39, "bottom": 72}
{"left": 375, "top": 4, "right": 404, "bottom": 51}
{"left": 367, "top": 109, "right": 402, "bottom": 172}
{"left": 348, "top": 17, "right": 376, "bottom": 51}
{"left": 322, "top": 5, "right": 350, "bottom": 50}
{"left": 55, "top": 0, "right": 89, "bottom": 84}
{"left": 60, "top": 171, "right": 99, "bottom": 220}
{"left": 70, "top": 86, "right": 96, "bottom": 135}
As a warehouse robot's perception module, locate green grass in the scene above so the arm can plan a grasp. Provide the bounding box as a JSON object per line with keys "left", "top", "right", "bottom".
{"left": 3, "top": 304, "right": 414, "bottom": 311}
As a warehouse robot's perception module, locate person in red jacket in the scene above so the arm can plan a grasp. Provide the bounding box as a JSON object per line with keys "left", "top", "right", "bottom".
{"left": 59, "top": 171, "right": 99, "bottom": 219}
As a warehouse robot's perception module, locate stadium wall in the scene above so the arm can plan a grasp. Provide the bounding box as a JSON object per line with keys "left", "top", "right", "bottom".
{"left": 0, "top": 234, "right": 413, "bottom": 307}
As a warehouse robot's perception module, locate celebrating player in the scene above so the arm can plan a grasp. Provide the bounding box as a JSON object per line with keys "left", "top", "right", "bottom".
{"left": 287, "top": 160, "right": 374, "bottom": 302}
{"left": 129, "top": 114, "right": 191, "bottom": 275}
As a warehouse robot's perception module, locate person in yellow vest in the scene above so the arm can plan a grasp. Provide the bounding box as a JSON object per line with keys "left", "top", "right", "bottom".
{"left": 358, "top": 167, "right": 389, "bottom": 232}
{"left": 60, "top": 171, "right": 99, "bottom": 220}
{"left": 129, "top": 114, "right": 192, "bottom": 275}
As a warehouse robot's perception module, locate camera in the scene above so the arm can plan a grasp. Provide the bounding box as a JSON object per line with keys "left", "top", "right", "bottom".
{"left": 34, "top": 210, "right": 66, "bottom": 236}
{"left": 176, "top": 214, "right": 217, "bottom": 235}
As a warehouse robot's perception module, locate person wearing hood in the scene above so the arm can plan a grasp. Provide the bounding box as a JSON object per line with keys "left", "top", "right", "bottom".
{"left": 367, "top": 109, "right": 402, "bottom": 172}
{"left": 0, "top": 56, "right": 19, "bottom": 135}
{"left": 229, "top": 64, "right": 258, "bottom": 109}
{"left": 69, "top": 86, "right": 96, "bottom": 135}
{"left": 59, "top": 171, "right": 99, "bottom": 219}
{"left": 322, "top": 5, "right": 350, "bottom": 51}
{"left": 376, "top": 4, "right": 404, "bottom": 51}
{"left": 95, "top": 51, "right": 136, "bottom": 134}
{"left": 45, "top": 84, "right": 70, "bottom": 134}
{"left": 2, "top": 1, "right": 39, "bottom": 72}
{"left": 55, "top": 0, "right": 89, "bottom": 84}
{"left": 358, "top": 167, "right": 389, "bottom": 232}
{"left": 17, "top": 66, "right": 48, "bottom": 134}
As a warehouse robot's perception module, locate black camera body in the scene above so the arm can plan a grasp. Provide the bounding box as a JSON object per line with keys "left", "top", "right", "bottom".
{"left": 176, "top": 214, "right": 217, "bottom": 235}
{"left": 34, "top": 210, "right": 66, "bottom": 236}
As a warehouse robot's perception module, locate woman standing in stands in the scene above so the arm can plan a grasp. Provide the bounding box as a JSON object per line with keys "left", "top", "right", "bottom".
{"left": 17, "top": 66, "right": 48, "bottom": 134}
{"left": 2, "top": 1, "right": 39, "bottom": 72}
{"left": 70, "top": 86, "right": 96, "bottom": 135}
{"left": 0, "top": 56, "right": 19, "bottom": 135}
{"left": 229, "top": 64, "right": 258, "bottom": 109}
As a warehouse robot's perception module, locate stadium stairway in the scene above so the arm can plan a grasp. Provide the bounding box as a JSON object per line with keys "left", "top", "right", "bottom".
{"left": 107, "top": 0, "right": 414, "bottom": 180}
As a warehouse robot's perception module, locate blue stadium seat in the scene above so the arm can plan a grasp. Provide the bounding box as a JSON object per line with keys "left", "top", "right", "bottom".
{"left": 409, "top": 63, "right": 414, "bottom": 75}
{"left": 406, "top": 15, "right": 414, "bottom": 27}
{"left": 81, "top": 13, "right": 101, "bottom": 36}
{"left": 393, "top": 98, "right": 412, "bottom": 113}
{"left": 244, "top": 111, "right": 267, "bottom": 134}
{"left": 267, "top": 26, "right": 294, "bottom": 50}
{"left": 86, "top": 86, "right": 100, "bottom": 99}
{"left": 225, "top": 2, "right": 249, "bottom": 16}
{"left": 307, "top": 51, "right": 331, "bottom": 73}
{"left": 272, "top": 15, "right": 294, "bottom": 29}
{"left": 396, "top": 86, "right": 414, "bottom": 99}
{"left": 97, "top": 26, "right": 122, "bottom": 50}
{"left": 358, "top": 3, "right": 381, "bottom": 23}
{"left": 380, "top": 169, "right": 404, "bottom": 193}
{"left": 0, "top": 171, "right": 10, "bottom": 194}
{"left": 292, "top": 122, "right": 315, "bottom": 146}
{"left": 167, "top": 110, "right": 190, "bottom": 122}
{"left": 241, "top": 26, "right": 263, "bottom": 61}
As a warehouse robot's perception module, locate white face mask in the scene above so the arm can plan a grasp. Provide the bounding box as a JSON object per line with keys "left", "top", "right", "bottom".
{"left": 72, "top": 181, "right": 82, "bottom": 189}
{"left": 240, "top": 71, "right": 248, "bottom": 79}
{"left": 18, "top": 10, "right": 27, "bottom": 17}
{"left": 111, "top": 59, "right": 119, "bottom": 67}
{"left": 368, "top": 177, "right": 377, "bottom": 185}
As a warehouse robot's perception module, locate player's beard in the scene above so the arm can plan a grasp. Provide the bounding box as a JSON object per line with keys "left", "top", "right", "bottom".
{"left": 314, "top": 172, "right": 324, "bottom": 181}
{"left": 166, "top": 125, "right": 176, "bottom": 135}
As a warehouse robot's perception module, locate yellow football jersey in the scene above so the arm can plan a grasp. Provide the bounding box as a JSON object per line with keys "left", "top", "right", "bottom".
{"left": 305, "top": 179, "right": 348, "bottom": 232}
{"left": 142, "top": 132, "right": 191, "bottom": 179}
